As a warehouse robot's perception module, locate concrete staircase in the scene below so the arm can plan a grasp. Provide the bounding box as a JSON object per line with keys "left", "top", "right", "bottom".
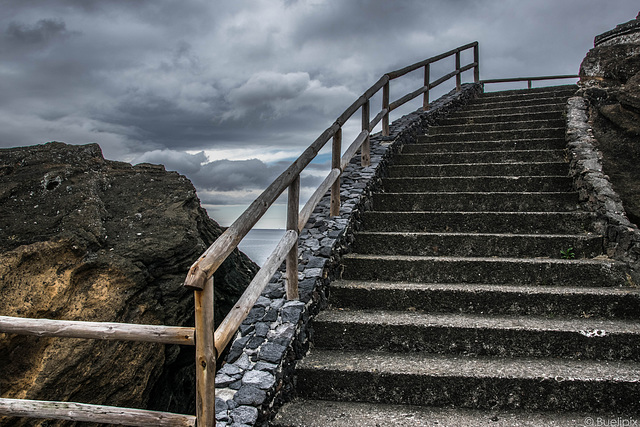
{"left": 273, "top": 86, "right": 640, "bottom": 426}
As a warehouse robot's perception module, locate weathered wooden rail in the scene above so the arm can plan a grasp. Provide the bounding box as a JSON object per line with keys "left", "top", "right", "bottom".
{"left": 0, "top": 42, "right": 481, "bottom": 426}
{"left": 482, "top": 74, "right": 579, "bottom": 89}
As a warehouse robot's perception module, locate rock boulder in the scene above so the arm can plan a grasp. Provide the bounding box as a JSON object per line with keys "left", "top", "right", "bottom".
{"left": 0, "top": 142, "right": 258, "bottom": 425}
{"left": 579, "top": 13, "right": 640, "bottom": 226}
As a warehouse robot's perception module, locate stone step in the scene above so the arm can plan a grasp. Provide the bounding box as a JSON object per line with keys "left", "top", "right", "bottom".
{"left": 447, "top": 103, "right": 565, "bottom": 118}
{"left": 394, "top": 149, "right": 566, "bottom": 165}
{"left": 403, "top": 138, "right": 565, "bottom": 153}
{"left": 478, "top": 85, "right": 577, "bottom": 100}
{"left": 440, "top": 111, "right": 563, "bottom": 125}
{"left": 330, "top": 281, "right": 640, "bottom": 319}
{"left": 272, "top": 399, "right": 599, "bottom": 427}
{"left": 466, "top": 99, "right": 568, "bottom": 111}
{"left": 419, "top": 127, "right": 565, "bottom": 142}
{"left": 382, "top": 176, "right": 573, "bottom": 192}
{"left": 467, "top": 95, "right": 571, "bottom": 109}
{"left": 352, "top": 231, "right": 602, "bottom": 258}
{"left": 295, "top": 349, "right": 640, "bottom": 413}
{"left": 388, "top": 162, "right": 569, "bottom": 177}
{"left": 428, "top": 119, "right": 566, "bottom": 135}
{"left": 360, "top": 211, "right": 596, "bottom": 234}
{"left": 341, "top": 254, "right": 628, "bottom": 287}
{"left": 312, "top": 309, "right": 640, "bottom": 360}
{"left": 372, "top": 192, "right": 579, "bottom": 212}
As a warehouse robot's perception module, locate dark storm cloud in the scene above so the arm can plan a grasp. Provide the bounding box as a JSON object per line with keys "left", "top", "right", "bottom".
{"left": 5, "top": 19, "right": 74, "bottom": 46}
{"left": 1, "top": 0, "right": 639, "bottom": 217}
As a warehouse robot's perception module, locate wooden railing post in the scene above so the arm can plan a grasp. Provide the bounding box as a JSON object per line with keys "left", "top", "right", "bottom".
{"left": 194, "top": 276, "right": 216, "bottom": 427}
{"left": 361, "top": 100, "right": 370, "bottom": 167}
{"left": 286, "top": 175, "right": 300, "bottom": 300}
{"left": 382, "top": 82, "right": 390, "bottom": 136}
{"left": 473, "top": 43, "right": 480, "bottom": 83}
{"left": 330, "top": 129, "right": 342, "bottom": 216}
{"left": 455, "top": 51, "right": 461, "bottom": 91}
{"left": 423, "top": 64, "right": 430, "bottom": 110}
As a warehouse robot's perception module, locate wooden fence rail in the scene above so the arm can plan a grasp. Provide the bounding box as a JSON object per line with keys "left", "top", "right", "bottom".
{"left": 0, "top": 41, "right": 481, "bottom": 426}
{"left": 481, "top": 74, "right": 579, "bottom": 89}
{"left": 187, "top": 40, "right": 481, "bottom": 426}
{"left": 0, "top": 316, "right": 194, "bottom": 345}
{"left": 0, "top": 399, "right": 196, "bottom": 427}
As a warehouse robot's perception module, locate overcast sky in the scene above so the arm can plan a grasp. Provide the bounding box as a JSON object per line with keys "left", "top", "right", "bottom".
{"left": 1, "top": 1, "right": 638, "bottom": 228}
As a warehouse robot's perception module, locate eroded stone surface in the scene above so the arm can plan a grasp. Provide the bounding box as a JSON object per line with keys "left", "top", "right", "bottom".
{"left": 578, "top": 14, "right": 640, "bottom": 226}
{"left": 0, "top": 142, "right": 258, "bottom": 424}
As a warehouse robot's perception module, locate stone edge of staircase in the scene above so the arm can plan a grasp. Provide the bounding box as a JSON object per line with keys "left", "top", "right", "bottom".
{"left": 213, "top": 83, "right": 484, "bottom": 426}
{"left": 566, "top": 93, "right": 640, "bottom": 283}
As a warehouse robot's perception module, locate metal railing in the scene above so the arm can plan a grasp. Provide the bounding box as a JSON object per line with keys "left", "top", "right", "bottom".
{"left": 0, "top": 41, "right": 480, "bottom": 426}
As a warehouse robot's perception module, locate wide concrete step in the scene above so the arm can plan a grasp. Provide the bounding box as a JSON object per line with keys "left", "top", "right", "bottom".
{"left": 440, "top": 111, "right": 563, "bottom": 125}
{"left": 420, "top": 127, "right": 565, "bottom": 142}
{"left": 467, "top": 95, "right": 571, "bottom": 109}
{"left": 360, "top": 211, "right": 596, "bottom": 234}
{"left": 330, "top": 281, "right": 640, "bottom": 319}
{"left": 465, "top": 99, "right": 568, "bottom": 112}
{"left": 273, "top": 399, "right": 599, "bottom": 427}
{"left": 382, "top": 176, "right": 572, "bottom": 193}
{"left": 394, "top": 149, "right": 566, "bottom": 165}
{"left": 447, "top": 103, "right": 565, "bottom": 118}
{"left": 296, "top": 349, "right": 640, "bottom": 413}
{"left": 388, "top": 162, "right": 569, "bottom": 177}
{"left": 403, "top": 138, "right": 565, "bottom": 153}
{"left": 478, "top": 85, "right": 577, "bottom": 100}
{"left": 341, "top": 254, "right": 628, "bottom": 287}
{"left": 428, "top": 119, "right": 566, "bottom": 135}
{"left": 313, "top": 309, "right": 640, "bottom": 360}
{"left": 352, "top": 231, "right": 602, "bottom": 258}
{"left": 372, "top": 192, "right": 579, "bottom": 212}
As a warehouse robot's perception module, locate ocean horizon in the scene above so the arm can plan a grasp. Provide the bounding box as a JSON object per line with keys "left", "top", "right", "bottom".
{"left": 238, "top": 228, "right": 286, "bottom": 267}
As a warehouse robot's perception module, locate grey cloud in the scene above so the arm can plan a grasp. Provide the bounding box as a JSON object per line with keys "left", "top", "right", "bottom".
{"left": 133, "top": 149, "right": 286, "bottom": 192}
{"left": 5, "top": 19, "right": 74, "bottom": 45}
{"left": 1, "top": 0, "right": 640, "bottom": 209}
{"left": 193, "top": 159, "right": 284, "bottom": 191}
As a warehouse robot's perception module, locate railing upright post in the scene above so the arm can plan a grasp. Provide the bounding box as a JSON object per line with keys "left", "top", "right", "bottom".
{"left": 473, "top": 43, "right": 480, "bottom": 83}
{"left": 361, "top": 100, "right": 370, "bottom": 167}
{"left": 194, "top": 276, "right": 216, "bottom": 427}
{"left": 455, "top": 51, "right": 461, "bottom": 91}
{"left": 423, "top": 64, "right": 430, "bottom": 110}
{"left": 382, "top": 82, "right": 390, "bottom": 136}
{"left": 330, "top": 129, "right": 342, "bottom": 216}
{"left": 286, "top": 176, "right": 300, "bottom": 300}
{"left": 528, "top": 79, "right": 532, "bottom": 89}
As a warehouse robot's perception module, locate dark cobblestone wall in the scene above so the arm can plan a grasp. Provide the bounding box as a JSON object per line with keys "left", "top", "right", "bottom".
{"left": 566, "top": 95, "right": 640, "bottom": 284}
{"left": 213, "top": 83, "right": 482, "bottom": 426}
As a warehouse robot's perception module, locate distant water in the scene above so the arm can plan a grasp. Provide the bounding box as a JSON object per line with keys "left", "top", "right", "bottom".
{"left": 238, "top": 229, "right": 286, "bottom": 266}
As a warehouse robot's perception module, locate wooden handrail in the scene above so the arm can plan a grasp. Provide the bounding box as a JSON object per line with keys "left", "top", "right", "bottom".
{"left": 188, "top": 41, "right": 480, "bottom": 426}
{"left": 0, "top": 398, "right": 195, "bottom": 427}
{"left": 481, "top": 74, "right": 579, "bottom": 89}
{"left": 182, "top": 122, "right": 341, "bottom": 291}
{"left": 385, "top": 41, "right": 478, "bottom": 79}
{"left": 0, "top": 316, "right": 194, "bottom": 345}
{"left": 0, "top": 41, "right": 481, "bottom": 427}
{"left": 183, "top": 41, "right": 480, "bottom": 292}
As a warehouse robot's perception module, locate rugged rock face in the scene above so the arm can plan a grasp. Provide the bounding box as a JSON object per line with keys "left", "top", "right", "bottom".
{"left": 0, "top": 142, "right": 258, "bottom": 425}
{"left": 579, "top": 13, "right": 640, "bottom": 225}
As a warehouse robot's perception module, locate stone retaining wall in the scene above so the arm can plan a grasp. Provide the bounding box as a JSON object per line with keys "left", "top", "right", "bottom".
{"left": 566, "top": 94, "right": 640, "bottom": 283}
{"left": 213, "top": 83, "right": 482, "bottom": 426}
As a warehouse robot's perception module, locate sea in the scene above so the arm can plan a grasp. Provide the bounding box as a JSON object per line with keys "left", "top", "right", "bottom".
{"left": 238, "top": 229, "right": 286, "bottom": 267}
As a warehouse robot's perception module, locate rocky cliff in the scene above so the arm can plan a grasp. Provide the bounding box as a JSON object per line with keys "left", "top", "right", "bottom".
{"left": 0, "top": 142, "right": 258, "bottom": 425}
{"left": 579, "top": 13, "right": 640, "bottom": 226}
